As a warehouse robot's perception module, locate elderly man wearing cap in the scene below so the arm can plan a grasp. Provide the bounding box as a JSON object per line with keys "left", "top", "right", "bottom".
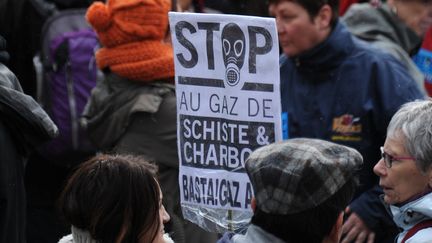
{"left": 218, "top": 138, "right": 362, "bottom": 243}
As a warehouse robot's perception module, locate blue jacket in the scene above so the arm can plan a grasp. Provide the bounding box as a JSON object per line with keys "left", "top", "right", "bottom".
{"left": 280, "top": 21, "right": 424, "bottom": 242}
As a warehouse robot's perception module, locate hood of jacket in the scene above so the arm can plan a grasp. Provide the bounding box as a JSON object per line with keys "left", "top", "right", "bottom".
{"left": 0, "top": 37, "right": 58, "bottom": 155}
{"left": 342, "top": 3, "right": 422, "bottom": 56}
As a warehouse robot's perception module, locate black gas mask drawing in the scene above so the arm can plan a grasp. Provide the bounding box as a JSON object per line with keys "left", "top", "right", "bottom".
{"left": 222, "top": 23, "right": 245, "bottom": 86}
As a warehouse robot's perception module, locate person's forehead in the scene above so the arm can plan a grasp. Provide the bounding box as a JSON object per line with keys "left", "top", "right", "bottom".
{"left": 269, "top": 0, "right": 306, "bottom": 12}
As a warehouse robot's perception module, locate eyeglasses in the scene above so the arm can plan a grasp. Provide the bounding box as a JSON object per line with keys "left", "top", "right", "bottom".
{"left": 380, "top": 146, "right": 415, "bottom": 168}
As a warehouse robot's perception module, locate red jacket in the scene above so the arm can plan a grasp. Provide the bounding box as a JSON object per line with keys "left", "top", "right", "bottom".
{"left": 339, "top": 0, "right": 359, "bottom": 15}
{"left": 421, "top": 28, "right": 432, "bottom": 96}
{"left": 413, "top": 27, "right": 432, "bottom": 96}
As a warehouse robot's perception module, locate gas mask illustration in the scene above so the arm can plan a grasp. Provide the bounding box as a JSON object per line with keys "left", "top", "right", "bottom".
{"left": 222, "top": 23, "right": 245, "bottom": 86}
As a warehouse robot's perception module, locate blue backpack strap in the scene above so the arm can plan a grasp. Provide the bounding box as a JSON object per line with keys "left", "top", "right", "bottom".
{"left": 401, "top": 220, "right": 432, "bottom": 243}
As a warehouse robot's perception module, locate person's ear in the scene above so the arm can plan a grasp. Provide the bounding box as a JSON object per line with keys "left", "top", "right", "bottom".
{"left": 314, "top": 5, "right": 332, "bottom": 30}
{"left": 251, "top": 197, "right": 256, "bottom": 213}
{"left": 323, "top": 212, "right": 344, "bottom": 243}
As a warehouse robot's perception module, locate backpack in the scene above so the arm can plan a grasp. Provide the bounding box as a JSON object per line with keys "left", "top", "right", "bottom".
{"left": 401, "top": 219, "right": 432, "bottom": 243}
{"left": 32, "top": 3, "right": 99, "bottom": 167}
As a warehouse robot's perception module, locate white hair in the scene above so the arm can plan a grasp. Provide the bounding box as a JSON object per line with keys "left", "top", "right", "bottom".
{"left": 387, "top": 99, "right": 432, "bottom": 173}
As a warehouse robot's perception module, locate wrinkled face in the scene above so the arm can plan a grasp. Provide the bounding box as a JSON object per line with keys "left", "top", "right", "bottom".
{"left": 373, "top": 135, "right": 432, "bottom": 205}
{"left": 392, "top": 0, "right": 432, "bottom": 36}
{"left": 269, "top": 1, "right": 328, "bottom": 57}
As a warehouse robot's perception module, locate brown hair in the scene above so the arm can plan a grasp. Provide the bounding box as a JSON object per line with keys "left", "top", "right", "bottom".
{"left": 268, "top": 0, "right": 339, "bottom": 28}
{"left": 58, "top": 154, "right": 161, "bottom": 243}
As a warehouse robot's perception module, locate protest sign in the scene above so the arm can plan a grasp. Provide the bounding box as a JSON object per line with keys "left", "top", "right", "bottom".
{"left": 169, "top": 12, "right": 281, "bottom": 233}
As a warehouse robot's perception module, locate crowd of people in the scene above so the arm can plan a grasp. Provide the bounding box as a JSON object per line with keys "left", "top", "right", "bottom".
{"left": 1, "top": 0, "right": 432, "bottom": 242}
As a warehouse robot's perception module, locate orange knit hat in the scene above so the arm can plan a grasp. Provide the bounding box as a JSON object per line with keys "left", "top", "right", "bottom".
{"left": 86, "top": 0, "right": 174, "bottom": 82}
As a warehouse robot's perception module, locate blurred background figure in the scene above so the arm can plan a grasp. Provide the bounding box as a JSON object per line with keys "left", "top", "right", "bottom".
{"left": 343, "top": 0, "right": 432, "bottom": 95}
{"left": 0, "top": 0, "right": 99, "bottom": 97}
{"left": 339, "top": 0, "right": 361, "bottom": 16}
{"left": 413, "top": 26, "right": 432, "bottom": 97}
{"left": 177, "top": 0, "right": 219, "bottom": 12}
{"left": 0, "top": 34, "right": 58, "bottom": 242}
{"left": 57, "top": 154, "right": 173, "bottom": 243}
{"left": 374, "top": 100, "right": 432, "bottom": 242}
{"left": 204, "top": 0, "right": 269, "bottom": 16}
{"left": 338, "top": 0, "right": 377, "bottom": 16}
{"left": 176, "top": 0, "right": 270, "bottom": 17}
{"left": 1, "top": 1, "right": 101, "bottom": 242}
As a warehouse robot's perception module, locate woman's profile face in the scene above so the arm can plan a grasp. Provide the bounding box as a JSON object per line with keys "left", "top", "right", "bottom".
{"left": 140, "top": 188, "right": 171, "bottom": 243}
{"left": 153, "top": 192, "right": 170, "bottom": 243}
{"left": 390, "top": 0, "right": 432, "bottom": 36}
{"left": 268, "top": 1, "right": 331, "bottom": 57}
{"left": 373, "top": 135, "right": 432, "bottom": 204}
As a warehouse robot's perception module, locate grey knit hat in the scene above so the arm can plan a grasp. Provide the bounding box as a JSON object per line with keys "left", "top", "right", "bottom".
{"left": 245, "top": 138, "right": 362, "bottom": 214}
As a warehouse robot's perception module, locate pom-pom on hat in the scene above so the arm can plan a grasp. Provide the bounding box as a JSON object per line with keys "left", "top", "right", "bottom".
{"left": 86, "top": 0, "right": 174, "bottom": 82}
{"left": 245, "top": 138, "right": 362, "bottom": 215}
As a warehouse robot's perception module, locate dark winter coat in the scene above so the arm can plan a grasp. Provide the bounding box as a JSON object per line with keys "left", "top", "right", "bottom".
{"left": 0, "top": 35, "right": 58, "bottom": 243}
{"left": 280, "top": 21, "right": 424, "bottom": 242}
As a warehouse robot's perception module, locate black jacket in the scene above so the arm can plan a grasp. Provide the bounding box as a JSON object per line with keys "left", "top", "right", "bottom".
{"left": 0, "top": 35, "right": 57, "bottom": 243}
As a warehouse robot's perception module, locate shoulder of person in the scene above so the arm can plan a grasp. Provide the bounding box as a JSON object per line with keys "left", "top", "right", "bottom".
{"left": 0, "top": 63, "right": 20, "bottom": 90}
{"left": 217, "top": 232, "right": 235, "bottom": 243}
{"left": 405, "top": 227, "right": 432, "bottom": 243}
{"left": 351, "top": 37, "right": 416, "bottom": 79}
{"left": 349, "top": 37, "right": 396, "bottom": 62}
{"left": 57, "top": 234, "right": 73, "bottom": 243}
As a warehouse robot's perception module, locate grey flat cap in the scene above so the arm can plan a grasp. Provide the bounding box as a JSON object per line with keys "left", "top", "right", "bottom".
{"left": 245, "top": 138, "right": 363, "bottom": 214}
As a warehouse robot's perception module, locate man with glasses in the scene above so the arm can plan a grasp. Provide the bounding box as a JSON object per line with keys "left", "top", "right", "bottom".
{"left": 268, "top": 0, "right": 425, "bottom": 242}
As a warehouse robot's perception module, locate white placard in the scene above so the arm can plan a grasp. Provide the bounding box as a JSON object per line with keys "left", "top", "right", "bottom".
{"left": 169, "top": 12, "right": 281, "bottom": 233}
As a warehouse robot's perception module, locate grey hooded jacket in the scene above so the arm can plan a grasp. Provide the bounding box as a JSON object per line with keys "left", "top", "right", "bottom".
{"left": 342, "top": 3, "right": 427, "bottom": 95}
